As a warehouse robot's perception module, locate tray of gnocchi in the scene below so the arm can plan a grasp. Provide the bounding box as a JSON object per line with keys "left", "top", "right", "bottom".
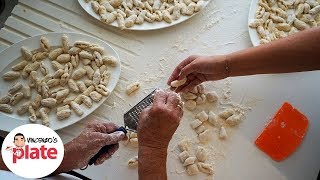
{"left": 78, "top": 0, "right": 210, "bottom": 30}
{"left": 0, "top": 32, "right": 121, "bottom": 131}
{"left": 248, "top": 0, "right": 320, "bottom": 46}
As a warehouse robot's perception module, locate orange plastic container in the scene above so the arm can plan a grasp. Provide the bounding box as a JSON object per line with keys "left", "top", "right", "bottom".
{"left": 255, "top": 102, "right": 309, "bottom": 161}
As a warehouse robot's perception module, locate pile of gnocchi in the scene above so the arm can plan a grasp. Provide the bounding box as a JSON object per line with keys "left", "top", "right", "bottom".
{"left": 178, "top": 139, "right": 214, "bottom": 176}
{"left": 0, "top": 34, "right": 118, "bottom": 127}
{"left": 85, "top": 0, "right": 207, "bottom": 29}
{"left": 249, "top": 0, "right": 320, "bottom": 44}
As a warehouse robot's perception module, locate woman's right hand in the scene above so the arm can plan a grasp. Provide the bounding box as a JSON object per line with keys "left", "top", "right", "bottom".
{"left": 167, "top": 55, "right": 228, "bottom": 92}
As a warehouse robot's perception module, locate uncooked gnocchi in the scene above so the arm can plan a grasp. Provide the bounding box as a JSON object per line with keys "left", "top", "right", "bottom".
{"left": 126, "top": 82, "right": 140, "bottom": 95}
{"left": 170, "top": 77, "right": 187, "bottom": 88}
{"left": 127, "top": 156, "right": 139, "bottom": 168}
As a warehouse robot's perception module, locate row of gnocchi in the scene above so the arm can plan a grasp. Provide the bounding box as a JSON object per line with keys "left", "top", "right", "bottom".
{"left": 0, "top": 34, "right": 118, "bottom": 126}
{"left": 249, "top": 0, "right": 320, "bottom": 44}
{"left": 86, "top": 0, "right": 206, "bottom": 29}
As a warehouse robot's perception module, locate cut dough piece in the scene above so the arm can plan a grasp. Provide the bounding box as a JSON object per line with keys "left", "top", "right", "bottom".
{"left": 183, "top": 157, "right": 196, "bottom": 166}
{"left": 185, "top": 100, "right": 196, "bottom": 111}
{"left": 179, "top": 151, "right": 190, "bottom": 163}
{"left": 196, "top": 94, "right": 206, "bottom": 105}
{"left": 126, "top": 82, "right": 140, "bottom": 95}
{"left": 130, "top": 138, "right": 139, "bottom": 147}
{"left": 206, "top": 91, "right": 218, "bottom": 102}
{"left": 198, "top": 129, "right": 211, "bottom": 143}
{"left": 128, "top": 156, "right": 138, "bottom": 168}
{"left": 195, "top": 111, "right": 208, "bottom": 122}
{"left": 170, "top": 77, "right": 187, "bottom": 88}
{"left": 219, "top": 108, "right": 235, "bottom": 119}
{"left": 181, "top": 92, "right": 197, "bottom": 100}
{"left": 208, "top": 111, "right": 218, "bottom": 126}
{"left": 195, "top": 125, "right": 206, "bottom": 134}
{"left": 190, "top": 119, "right": 202, "bottom": 129}
{"left": 178, "top": 138, "right": 191, "bottom": 152}
{"left": 196, "top": 146, "right": 207, "bottom": 162}
{"left": 130, "top": 132, "right": 137, "bottom": 138}
{"left": 186, "top": 163, "right": 199, "bottom": 176}
{"left": 197, "top": 162, "right": 214, "bottom": 175}
{"left": 219, "top": 126, "right": 227, "bottom": 139}
{"left": 226, "top": 114, "right": 243, "bottom": 126}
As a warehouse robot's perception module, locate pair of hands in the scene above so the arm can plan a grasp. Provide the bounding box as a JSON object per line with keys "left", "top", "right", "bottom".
{"left": 60, "top": 55, "right": 222, "bottom": 172}
{"left": 59, "top": 90, "right": 183, "bottom": 173}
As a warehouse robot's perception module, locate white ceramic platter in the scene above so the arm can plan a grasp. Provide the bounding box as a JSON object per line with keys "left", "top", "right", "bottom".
{"left": 248, "top": 0, "right": 260, "bottom": 46}
{"left": 0, "top": 32, "right": 121, "bottom": 131}
{"left": 78, "top": 0, "right": 211, "bottom": 30}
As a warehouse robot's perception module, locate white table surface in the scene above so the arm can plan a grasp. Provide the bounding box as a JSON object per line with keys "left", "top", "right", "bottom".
{"left": 0, "top": 0, "right": 319, "bottom": 180}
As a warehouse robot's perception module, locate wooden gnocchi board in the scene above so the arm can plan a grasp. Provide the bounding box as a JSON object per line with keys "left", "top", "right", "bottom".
{"left": 0, "top": 32, "right": 121, "bottom": 131}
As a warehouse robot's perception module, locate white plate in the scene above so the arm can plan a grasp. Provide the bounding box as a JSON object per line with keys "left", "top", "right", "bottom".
{"left": 78, "top": 0, "right": 211, "bottom": 30}
{"left": 0, "top": 32, "right": 121, "bottom": 131}
{"left": 248, "top": 0, "right": 260, "bottom": 46}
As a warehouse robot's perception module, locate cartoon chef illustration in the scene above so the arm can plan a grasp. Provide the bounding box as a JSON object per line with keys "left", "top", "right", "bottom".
{"left": 6, "top": 133, "right": 25, "bottom": 156}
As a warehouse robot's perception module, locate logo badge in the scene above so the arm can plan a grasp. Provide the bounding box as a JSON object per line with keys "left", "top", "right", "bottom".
{"left": 1, "top": 124, "right": 64, "bottom": 178}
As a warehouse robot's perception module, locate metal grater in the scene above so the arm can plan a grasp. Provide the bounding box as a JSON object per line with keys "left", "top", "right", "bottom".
{"left": 123, "top": 89, "right": 158, "bottom": 132}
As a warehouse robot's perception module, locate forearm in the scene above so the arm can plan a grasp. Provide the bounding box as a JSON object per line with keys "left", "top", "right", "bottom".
{"left": 227, "top": 27, "right": 320, "bottom": 77}
{"left": 138, "top": 146, "right": 167, "bottom": 180}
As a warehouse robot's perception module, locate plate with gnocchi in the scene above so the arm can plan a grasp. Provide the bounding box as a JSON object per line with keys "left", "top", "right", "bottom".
{"left": 248, "top": 0, "right": 320, "bottom": 46}
{"left": 78, "top": 0, "right": 210, "bottom": 30}
{"left": 0, "top": 32, "right": 121, "bottom": 131}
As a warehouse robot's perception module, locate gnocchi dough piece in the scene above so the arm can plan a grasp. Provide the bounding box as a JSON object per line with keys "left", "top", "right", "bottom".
{"left": 249, "top": 19, "right": 264, "bottom": 28}
{"left": 0, "top": 104, "right": 13, "bottom": 114}
{"left": 270, "top": 14, "right": 286, "bottom": 23}
{"left": 95, "top": 84, "right": 110, "bottom": 96}
{"left": 51, "top": 61, "right": 64, "bottom": 70}
{"left": 10, "top": 92, "right": 24, "bottom": 106}
{"left": 162, "top": 10, "right": 173, "bottom": 23}
{"left": 21, "top": 46, "right": 33, "bottom": 61}
{"left": 128, "top": 156, "right": 139, "bottom": 168}
{"left": 32, "top": 52, "right": 48, "bottom": 62}
{"left": 102, "top": 56, "right": 118, "bottom": 67}
{"left": 93, "top": 51, "right": 103, "bottom": 67}
{"left": 53, "top": 69, "right": 64, "bottom": 79}
{"left": 99, "top": 65, "right": 108, "bottom": 74}
{"left": 54, "top": 89, "right": 70, "bottom": 100}
{"left": 135, "top": 10, "right": 147, "bottom": 24}
{"left": 195, "top": 146, "right": 207, "bottom": 162}
{"left": 17, "top": 101, "right": 31, "bottom": 115}
{"left": 276, "top": 23, "right": 292, "bottom": 32}
{"left": 197, "top": 162, "right": 214, "bottom": 175}
{"left": 101, "top": 11, "right": 118, "bottom": 24}
{"left": 185, "top": 100, "right": 196, "bottom": 111}
{"left": 77, "top": 81, "right": 87, "bottom": 93}
{"left": 40, "top": 36, "right": 50, "bottom": 52}
{"left": 70, "top": 101, "right": 84, "bottom": 116}
{"left": 56, "top": 54, "right": 71, "bottom": 63}
{"left": 208, "top": 111, "right": 218, "bottom": 126}
{"left": 49, "top": 48, "right": 64, "bottom": 60}
{"left": 91, "top": 1, "right": 100, "bottom": 13}
{"left": 57, "top": 105, "right": 70, "bottom": 112}
{"left": 83, "top": 65, "right": 94, "bottom": 80}
{"left": 68, "top": 79, "right": 80, "bottom": 93}
{"left": 219, "top": 126, "right": 227, "bottom": 139}
{"left": 125, "top": 14, "right": 138, "bottom": 28}
{"left": 39, "top": 107, "right": 50, "bottom": 126}
{"left": 195, "top": 125, "right": 206, "bottom": 134}
{"left": 74, "top": 41, "right": 91, "bottom": 49}
{"left": 183, "top": 157, "right": 196, "bottom": 166}
{"left": 195, "top": 111, "right": 208, "bottom": 122}
{"left": 93, "top": 69, "right": 101, "bottom": 85}
{"left": 80, "top": 95, "right": 93, "bottom": 108}
{"left": 12, "top": 60, "right": 28, "bottom": 71}
{"left": 226, "top": 114, "right": 244, "bottom": 126}
{"left": 219, "top": 108, "right": 235, "bottom": 119}
{"left": 83, "top": 85, "right": 95, "bottom": 96}
{"left": 31, "top": 94, "right": 42, "bottom": 110}
{"left": 178, "top": 138, "right": 191, "bottom": 152}
{"left": 198, "top": 129, "right": 211, "bottom": 143}
{"left": 130, "top": 137, "right": 139, "bottom": 147}
{"left": 61, "top": 34, "right": 69, "bottom": 53}
{"left": 170, "top": 77, "right": 187, "bottom": 88}
{"left": 206, "top": 91, "right": 218, "bottom": 102}
{"left": 294, "top": 18, "right": 310, "bottom": 30}
{"left": 89, "top": 91, "right": 103, "bottom": 102}
{"left": 196, "top": 84, "right": 205, "bottom": 93}
{"left": 79, "top": 50, "right": 94, "bottom": 60}
{"left": 72, "top": 68, "right": 87, "bottom": 80}
{"left": 179, "top": 150, "right": 190, "bottom": 163}
{"left": 0, "top": 94, "right": 12, "bottom": 104}
{"left": 68, "top": 47, "right": 82, "bottom": 55}
{"left": 182, "top": 92, "right": 197, "bottom": 100}
{"left": 41, "top": 98, "right": 57, "bottom": 108}
{"left": 190, "top": 119, "right": 202, "bottom": 129}
{"left": 57, "top": 109, "right": 72, "bottom": 120}
{"left": 8, "top": 82, "right": 23, "bottom": 94}
{"left": 310, "top": 4, "right": 320, "bottom": 14}
{"left": 47, "top": 79, "right": 60, "bottom": 88}
{"left": 126, "top": 82, "right": 140, "bottom": 95}
{"left": 62, "top": 96, "right": 76, "bottom": 106}
{"left": 28, "top": 106, "right": 37, "bottom": 122}
{"left": 186, "top": 164, "right": 199, "bottom": 176}
{"left": 3, "top": 71, "right": 20, "bottom": 81}
{"left": 196, "top": 94, "right": 206, "bottom": 105}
